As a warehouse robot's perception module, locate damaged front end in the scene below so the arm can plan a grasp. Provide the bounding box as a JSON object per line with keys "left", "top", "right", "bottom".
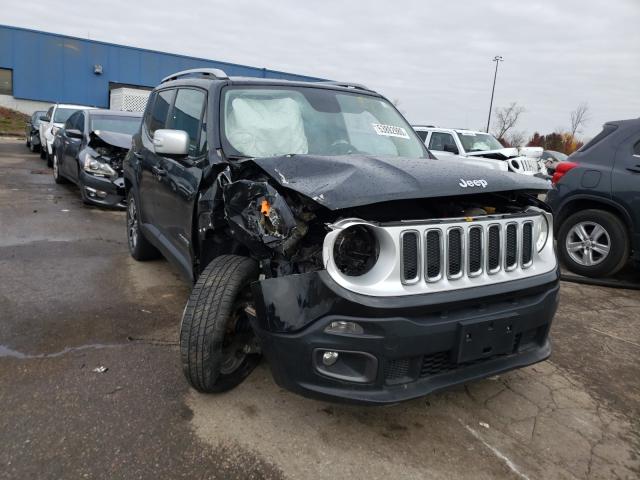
{"left": 80, "top": 130, "right": 130, "bottom": 207}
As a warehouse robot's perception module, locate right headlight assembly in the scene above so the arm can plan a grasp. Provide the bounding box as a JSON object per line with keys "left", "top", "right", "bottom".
{"left": 536, "top": 214, "right": 550, "bottom": 252}
{"left": 332, "top": 224, "right": 379, "bottom": 276}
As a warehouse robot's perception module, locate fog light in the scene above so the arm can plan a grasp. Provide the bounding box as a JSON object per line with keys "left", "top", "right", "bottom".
{"left": 322, "top": 351, "right": 339, "bottom": 366}
{"left": 324, "top": 321, "right": 364, "bottom": 335}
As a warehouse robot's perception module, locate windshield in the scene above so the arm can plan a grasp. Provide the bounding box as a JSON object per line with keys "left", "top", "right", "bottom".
{"left": 91, "top": 115, "right": 141, "bottom": 135}
{"left": 53, "top": 108, "right": 79, "bottom": 123}
{"left": 222, "top": 86, "right": 426, "bottom": 158}
{"left": 456, "top": 131, "right": 504, "bottom": 152}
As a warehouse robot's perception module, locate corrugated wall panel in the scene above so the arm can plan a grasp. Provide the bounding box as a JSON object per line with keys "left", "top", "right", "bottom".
{"left": 0, "top": 25, "right": 324, "bottom": 108}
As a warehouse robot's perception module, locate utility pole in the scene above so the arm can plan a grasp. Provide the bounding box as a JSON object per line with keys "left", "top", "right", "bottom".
{"left": 486, "top": 55, "right": 503, "bottom": 133}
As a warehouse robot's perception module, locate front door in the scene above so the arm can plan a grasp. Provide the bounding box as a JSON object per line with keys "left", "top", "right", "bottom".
{"left": 153, "top": 87, "right": 207, "bottom": 281}
{"left": 138, "top": 88, "right": 176, "bottom": 228}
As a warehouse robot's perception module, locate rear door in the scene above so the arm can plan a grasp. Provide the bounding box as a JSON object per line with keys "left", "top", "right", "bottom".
{"left": 153, "top": 87, "right": 207, "bottom": 280}
{"left": 612, "top": 130, "right": 640, "bottom": 245}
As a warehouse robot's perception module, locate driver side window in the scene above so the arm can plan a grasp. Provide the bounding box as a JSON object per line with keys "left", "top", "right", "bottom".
{"left": 429, "top": 132, "right": 456, "bottom": 151}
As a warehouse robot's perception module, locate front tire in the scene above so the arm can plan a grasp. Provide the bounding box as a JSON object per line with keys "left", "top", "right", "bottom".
{"left": 180, "top": 255, "right": 261, "bottom": 393}
{"left": 126, "top": 191, "right": 160, "bottom": 260}
{"left": 558, "top": 209, "right": 629, "bottom": 277}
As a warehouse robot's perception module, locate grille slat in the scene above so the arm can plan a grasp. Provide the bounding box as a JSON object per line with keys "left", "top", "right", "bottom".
{"left": 522, "top": 222, "right": 533, "bottom": 266}
{"left": 447, "top": 229, "right": 463, "bottom": 278}
{"left": 505, "top": 224, "right": 518, "bottom": 269}
{"left": 398, "top": 214, "right": 544, "bottom": 285}
{"left": 468, "top": 226, "right": 482, "bottom": 275}
{"left": 425, "top": 230, "right": 442, "bottom": 281}
{"left": 488, "top": 225, "right": 501, "bottom": 272}
{"left": 401, "top": 231, "right": 419, "bottom": 283}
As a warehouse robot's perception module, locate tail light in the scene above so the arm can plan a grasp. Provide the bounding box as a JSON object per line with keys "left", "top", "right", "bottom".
{"left": 551, "top": 161, "right": 578, "bottom": 185}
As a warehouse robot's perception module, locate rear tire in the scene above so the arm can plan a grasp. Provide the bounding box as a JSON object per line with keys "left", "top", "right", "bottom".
{"left": 39, "top": 142, "right": 46, "bottom": 159}
{"left": 126, "top": 191, "right": 160, "bottom": 260}
{"left": 558, "top": 209, "right": 629, "bottom": 278}
{"left": 180, "top": 255, "right": 261, "bottom": 393}
{"left": 52, "top": 153, "right": 67, "bottom": 184}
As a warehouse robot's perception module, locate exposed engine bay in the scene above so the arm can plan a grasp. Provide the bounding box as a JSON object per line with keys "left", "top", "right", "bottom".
{"left": 200, "top": 157, "right": 551, "bottom": 281}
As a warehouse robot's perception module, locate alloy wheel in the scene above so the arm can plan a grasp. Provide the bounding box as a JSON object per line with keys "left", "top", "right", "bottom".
{"left": 127, "top": 199, "right": 138, "bottom": 250}
{"left": 565, "top": 221, "right": 611, "bottom": 267}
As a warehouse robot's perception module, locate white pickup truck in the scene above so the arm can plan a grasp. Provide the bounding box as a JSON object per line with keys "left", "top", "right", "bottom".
{"left": 413, "top": 126, "right": 547, "bottom": 176}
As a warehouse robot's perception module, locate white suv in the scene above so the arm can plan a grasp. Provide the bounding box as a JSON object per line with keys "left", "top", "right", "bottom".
{"left": 39, "top": 103, "right": 94, "bottom": 165}
{"left": 413, "top": 126, "right": 546, "bottom": 176}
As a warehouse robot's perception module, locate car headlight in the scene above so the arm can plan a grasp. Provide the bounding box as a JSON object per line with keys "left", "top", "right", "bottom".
{"left": 536, "top": 214, "right": 549, "bottom": 252}
{"left": 83, "top": 155, "right": 116, "bottom": 178}
{"left": 332, "top": 224, "right": 379, "bottom": 276}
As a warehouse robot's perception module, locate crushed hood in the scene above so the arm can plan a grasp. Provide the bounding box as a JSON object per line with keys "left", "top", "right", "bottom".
{"left": 465, "top": 148, "right": 520, "bottom": 161}
{"left": 249, "top": 154, "right": 550, "bottom": 210}
{"left": 89, "top": 130, "right": 132, "bottom": 150}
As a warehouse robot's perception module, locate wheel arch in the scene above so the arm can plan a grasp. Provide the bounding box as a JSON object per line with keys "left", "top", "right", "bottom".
{"left": 555, "top": 195, "right": 632, "bottom": 240}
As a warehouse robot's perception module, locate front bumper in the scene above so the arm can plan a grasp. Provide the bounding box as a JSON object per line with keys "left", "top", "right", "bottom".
{"left": 79, "top": 171, "right": 126, "bottom": 208}
{"left": 251, "top": 269, "right": 560, "bottom": 404}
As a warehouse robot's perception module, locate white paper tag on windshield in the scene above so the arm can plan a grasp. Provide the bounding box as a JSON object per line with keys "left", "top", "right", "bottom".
{"left": 372, "top": 123, "right": 410, "bottom": 139}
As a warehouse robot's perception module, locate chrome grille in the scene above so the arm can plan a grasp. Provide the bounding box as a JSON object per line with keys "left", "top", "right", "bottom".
{"left": 399, "top": 215, "right": 540, "bottom": 285}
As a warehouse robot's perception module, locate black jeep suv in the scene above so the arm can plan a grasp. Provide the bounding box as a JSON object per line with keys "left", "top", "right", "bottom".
{"left": 547, "top": 119, "right": 640, "bottom": 278}
{"left": 124, "top": 69, "right": 559, "bottom": 404}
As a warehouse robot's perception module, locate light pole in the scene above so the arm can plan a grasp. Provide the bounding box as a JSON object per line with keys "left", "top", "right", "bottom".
{"left": 486, "top": 55, "right": 503, "bottom": 133}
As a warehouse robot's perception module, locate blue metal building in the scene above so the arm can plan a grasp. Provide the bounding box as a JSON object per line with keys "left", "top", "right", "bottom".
{"left": 0, "top": 24, "right": 322, "bottom": 108}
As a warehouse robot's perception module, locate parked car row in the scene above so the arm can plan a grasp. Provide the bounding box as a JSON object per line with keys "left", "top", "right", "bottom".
{"left": 26, "top": 103, "right": 142, "bottom": 208}
{"left": 21, "top": 70, "right": 636, "bottom": 406}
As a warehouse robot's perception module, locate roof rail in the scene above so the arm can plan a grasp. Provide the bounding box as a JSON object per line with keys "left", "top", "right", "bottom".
{"left": 318, "top": 80, "right": 372, "bottom": 91}
{"left": 161, "top": 68, "right": 229, "bottom": 84}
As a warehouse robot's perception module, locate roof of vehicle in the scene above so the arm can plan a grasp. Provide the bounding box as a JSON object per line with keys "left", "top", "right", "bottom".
{"left": 158, "top": 71, "right": 381, "bottom": 96}
{"left": 412, "top": 126, "right": 490, "bottom": 135}
{"left": 86, "top": 109, "right": 143, "bottom": 117}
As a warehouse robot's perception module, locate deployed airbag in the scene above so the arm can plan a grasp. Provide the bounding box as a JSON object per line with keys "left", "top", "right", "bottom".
{"left": 226, "top": 97, "right": 308, "bottom": 157}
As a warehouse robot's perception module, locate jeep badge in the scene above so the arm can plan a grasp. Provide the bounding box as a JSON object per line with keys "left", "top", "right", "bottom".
{"left": 459, "top": 179, "right": 488, "bottom": 188}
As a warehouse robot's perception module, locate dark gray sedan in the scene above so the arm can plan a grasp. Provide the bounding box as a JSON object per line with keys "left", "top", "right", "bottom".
{"left": 51, "top": 109, "right": 142, "bottom": 208}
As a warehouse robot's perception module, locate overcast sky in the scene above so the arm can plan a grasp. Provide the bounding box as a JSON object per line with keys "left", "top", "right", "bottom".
{"left": 4, "top": 0, "right": 639, "bottom": 138}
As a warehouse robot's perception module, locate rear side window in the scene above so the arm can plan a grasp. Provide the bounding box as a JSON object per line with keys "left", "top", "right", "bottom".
{"left": 415, "top": 130, "right": 428, "bottom": 142}
{"left": 149, "top": 89, "right": 175, "bottom": 136}
{"left": 166, "top": 88, "right": 207, "bottom": 156}
{"left": 578, "top": 124, "right": 618, "bottom": 152}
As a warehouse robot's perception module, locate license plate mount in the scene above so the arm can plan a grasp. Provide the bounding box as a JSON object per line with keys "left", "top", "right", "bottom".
{"left": 455, "top": 315, "right": 516, "bottom": 364}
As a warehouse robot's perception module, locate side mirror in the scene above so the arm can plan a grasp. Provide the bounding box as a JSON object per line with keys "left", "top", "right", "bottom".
{"left": 443, "top": 143, "right": 459, "bottom": 155}
{"left": 153, "top": 129, "right": 189, "bottom": 156}
{"left": 39, "top": 115, "right": 49, "bottom": 122}
{"left": 66, "top": 129, "right": 83, "bottom": 139}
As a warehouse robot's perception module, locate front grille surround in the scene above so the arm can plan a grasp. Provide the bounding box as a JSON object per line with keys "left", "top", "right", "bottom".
{"left": 323, "top": 208, "right": 556, "bottom": 297}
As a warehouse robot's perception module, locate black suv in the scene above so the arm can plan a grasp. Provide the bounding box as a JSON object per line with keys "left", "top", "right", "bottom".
{"left": 124, "top": 68, "right": 559, "bottom": 404}
{"left": 547, "top": 119, "right": 640, "bottom": 277}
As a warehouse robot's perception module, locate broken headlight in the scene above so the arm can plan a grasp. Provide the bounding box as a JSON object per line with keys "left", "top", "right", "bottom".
{"left": 82, "top": 152, "right": 116, "bottom": 178}
{"left": 332, "top": 224, "right": 379, "bottom": 276}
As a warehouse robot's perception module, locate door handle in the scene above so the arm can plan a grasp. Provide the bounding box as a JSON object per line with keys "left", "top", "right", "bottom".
{"left": 152, "top": 165, "right": 167, "bottom": 177}
{"left": 627, "top": 165, "right": 640, "bottom": 173}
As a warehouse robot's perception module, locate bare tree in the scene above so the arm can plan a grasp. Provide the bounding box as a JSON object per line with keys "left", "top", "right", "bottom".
{"left": 505, "top": 130, "right": 526, "bottom": 148}
{"left": 492, "top": 102, "right": 525, "bottom": 140}
{"left": 570, "top": 102, "right": 590, "bottom": 137}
